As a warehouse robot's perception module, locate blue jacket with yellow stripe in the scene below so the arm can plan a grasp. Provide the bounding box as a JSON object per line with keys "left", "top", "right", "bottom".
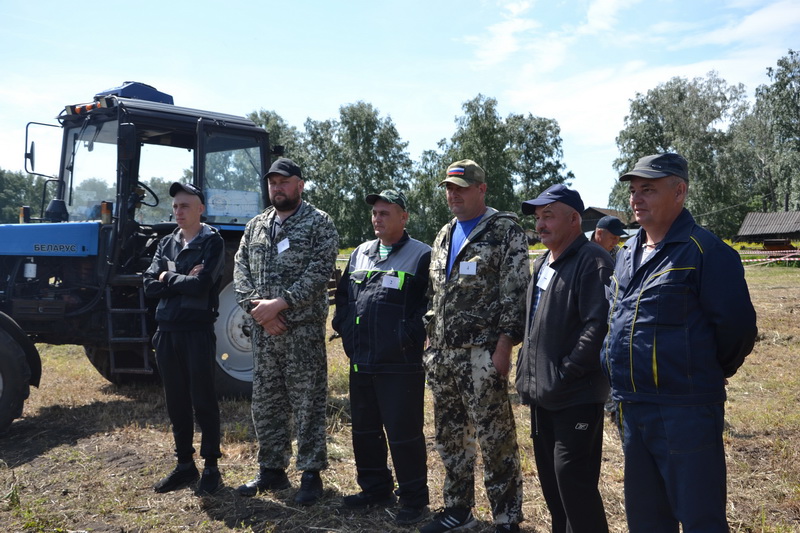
{"left": 332, "top": 231, "right": 431, "bottom": 373}
{"left": 601, "top": 209, "right": 757, "bottom": 406}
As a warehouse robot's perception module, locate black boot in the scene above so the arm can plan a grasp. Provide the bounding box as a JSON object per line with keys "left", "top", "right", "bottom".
{"left": 236, "top": 467, "right": 290, "bottom": 497}
{"left": 294, "top": 470, "right": 323, "bottom": 505}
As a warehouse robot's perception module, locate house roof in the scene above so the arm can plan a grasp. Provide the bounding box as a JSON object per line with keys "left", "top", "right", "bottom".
{"left": 736, "top": 211, "right": 800, "bottom": 238}
{"left": 582, "top": 207, "right": 632, "bottom": 224}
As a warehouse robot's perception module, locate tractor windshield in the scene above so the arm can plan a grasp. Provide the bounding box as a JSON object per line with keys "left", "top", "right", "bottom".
{"left": 62, "top": 119, "right": 193, "bottom": 225}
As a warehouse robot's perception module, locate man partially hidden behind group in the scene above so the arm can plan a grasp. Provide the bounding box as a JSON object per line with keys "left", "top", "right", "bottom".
{"left": 233, "top": 158, "right": 339, "bottom": 505}
{"left": 333, "top": 189, "right": 431, "bottom": 526}
{"left": 591, "top": 215, "right": 626, "bottom": 260}
{"left": 421, "top": 159, "right": 529, "bottom": 533}
{"left": 603, "top": 153, "right": 757, "bottom": 532}
{"left": 144, "top": 182, "right": 225, "bottom": 496}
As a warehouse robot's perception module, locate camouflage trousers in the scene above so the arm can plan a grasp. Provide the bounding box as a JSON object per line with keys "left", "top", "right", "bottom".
{"left": 251, "top": 321, "right": 328, "bottom": 471}
{"left": 424, "top": 346, "right": 523, "bottom": 524}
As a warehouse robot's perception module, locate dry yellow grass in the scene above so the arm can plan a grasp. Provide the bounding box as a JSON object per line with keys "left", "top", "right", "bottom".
{"left": 0, "top": 265, "right": 798, "bottom": 532}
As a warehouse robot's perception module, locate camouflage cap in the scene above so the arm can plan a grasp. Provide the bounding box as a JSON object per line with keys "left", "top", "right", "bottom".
{"left": 365, "top": 189, "right": 407, "bottom": 211}
{"left": 439, "top": 159, "right": 486, "bottom": 187}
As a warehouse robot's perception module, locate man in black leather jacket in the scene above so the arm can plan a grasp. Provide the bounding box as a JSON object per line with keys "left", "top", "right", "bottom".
{"left": 516, "top": 184, "right": 612, "bottom": 533}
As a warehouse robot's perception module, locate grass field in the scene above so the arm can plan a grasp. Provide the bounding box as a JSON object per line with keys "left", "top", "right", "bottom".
{"left": 1, "top": 266, "right": 798, "bottom": 532}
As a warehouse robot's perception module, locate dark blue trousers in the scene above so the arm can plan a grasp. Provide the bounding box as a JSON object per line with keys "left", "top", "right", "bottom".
{"left": 153, "top": 329, "right": 221, "bottom": 463}
{"left": 349, "top": 370, "right": 429, "bottom": 508}
{"left": 620, "top": 402, "right": 728, "bottom": 533}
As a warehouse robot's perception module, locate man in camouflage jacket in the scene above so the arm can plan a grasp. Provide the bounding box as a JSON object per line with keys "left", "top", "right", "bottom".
{"left": 233, "top": 158, "right": 339, "bottom": 506}
{"left": 421, "top": 159, "right": 530, "bottom": 533}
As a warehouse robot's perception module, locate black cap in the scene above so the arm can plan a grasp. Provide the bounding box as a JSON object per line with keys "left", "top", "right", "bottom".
{"left": 596, "top": 215, "right": 626, "bottom": 236}
{"left": 365, "top": 189, "right": 408, "bottom": 211}
{"left": 620, "top": 153, "right": 689, "bottom": 182}
{"left": 266, "top": 157, "right": 302, "bottom": 179}
{"left": 169, "top": 182, "right": 204, "bottom": 204}
{"left": 521, "top": 184, "right": 585, "bottom": 216}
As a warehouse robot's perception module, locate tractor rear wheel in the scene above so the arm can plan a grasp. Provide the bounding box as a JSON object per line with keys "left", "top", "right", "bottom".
{"left": 0, "top": 328, "right": 31, "bottom": 435}
{"left": 213, "top": 246, "right": 253, "bottom": 398}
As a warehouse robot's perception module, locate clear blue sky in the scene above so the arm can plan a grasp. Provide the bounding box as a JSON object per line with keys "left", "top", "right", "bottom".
{"left": 1, "top": 0, "right": 798, "bottom": 208}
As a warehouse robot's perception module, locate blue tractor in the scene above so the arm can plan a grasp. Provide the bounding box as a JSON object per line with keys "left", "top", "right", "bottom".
{"left": 0, "top": 82, "right": 275, "bottom": 433}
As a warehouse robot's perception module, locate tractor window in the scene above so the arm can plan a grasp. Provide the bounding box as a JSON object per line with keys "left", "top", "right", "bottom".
{"left": 202, "top": 131, "right": 264, "bottom": 225}
{"left": 66, "top": 121, "right": 118, "bottom": 222}
{"left": 136, "top": 144, "right": 193, "bottom": 225}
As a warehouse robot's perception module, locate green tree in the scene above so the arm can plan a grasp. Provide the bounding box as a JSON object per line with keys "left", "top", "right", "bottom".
{"left": 248, "top": 109, "right": 304, "bottom": 161}
{"left": 406, "top": 148, "right": 451, "bottom": 244}
{"left": 301, "top": 102, "right": 412, "bottom": 247}
{"left": 506, "top": 112, "right": 573, "bottom": 231}
{"left": 417, "top": 95, "right": 572, "bottom": 236}
{"left": 0, "top": 168, "right": 47, "bottom": 223}
{"left": 613, "top": 72, "right": 749, "bottom": 237}
{"left": 301, "top": 116, "right": 345, "bottom": 223}
{"left": 443, "top": 95, "right": 516, "bottom": 212}
{"left": 753, "top": 50, "right": 800, "bottom": 211}
{"left": 506, "top": 113, "right": 573, "bottom": 201}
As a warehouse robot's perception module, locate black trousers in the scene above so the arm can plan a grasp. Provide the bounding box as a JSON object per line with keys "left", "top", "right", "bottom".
{"left": 531, "top": 403, "right": 608, "bottom": 533}
{"left": 153, "top": 329, "right": 221, "bottom": 463}
{"left": 349, "top": 370, "right": 429, "bottom": 508}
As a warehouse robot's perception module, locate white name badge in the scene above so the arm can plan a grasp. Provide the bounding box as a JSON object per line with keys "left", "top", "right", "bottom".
{"left": 167, "top": 260, "right": 176, "bottom": 272}
{"left": 382, "top": 276, "right": 400, "bottom": 289}
{"left": 277, "top": 238, "right": 290, "bottom": 254}
{"left": 459, "top": 261, "right": 477, "bottom": 276}
{"left": 536, "top": 265, "right": 555, "bottom": 290}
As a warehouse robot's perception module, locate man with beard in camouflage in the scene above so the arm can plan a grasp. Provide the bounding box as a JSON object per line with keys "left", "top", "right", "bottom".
{"left": 233, "top": 158, "right": 339, "bottom": 506}
{"left": 421, "top": 160, "right": 530, "bottom": 533}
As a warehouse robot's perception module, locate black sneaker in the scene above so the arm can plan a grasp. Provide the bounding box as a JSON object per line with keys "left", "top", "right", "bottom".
{"left": 236, "top": 468, "right": 290, "bottom": 497}
{"left": 342, "top": 491, "right": 396, "bottom": 509}
{"left": 153, "top": 463, "right": 199, "bottom": 493}
{"left": 494, "top": 524, "right": 520, "bottom": 533}
{"left": 196, "top": 467, "right": 222, "bottom": 495}
{"left": 395, "top": 504, "right": 428, "bottom": 525}
{"left": 294, "top": 470, "right": 323, "bottom": 505}
{"left": 419, "top": 507, "right": 477, "bottom": 532}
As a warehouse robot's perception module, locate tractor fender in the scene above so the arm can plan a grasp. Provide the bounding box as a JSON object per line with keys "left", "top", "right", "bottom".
{"left": 0, "top": 311, "right": 41, "bottom": 387}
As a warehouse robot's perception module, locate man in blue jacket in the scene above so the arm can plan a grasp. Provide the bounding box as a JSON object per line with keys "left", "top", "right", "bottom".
{"left": 333, "top": 189, "right": 431, "bottom": 526}
{"left": 333, "top": 189, "right": 431, "bottom": 525}
{"left": 143, "top": 182, "right": 225, "bottom": 495}
{"left": 602, "top": 153, "right": 757, "bottom": 532}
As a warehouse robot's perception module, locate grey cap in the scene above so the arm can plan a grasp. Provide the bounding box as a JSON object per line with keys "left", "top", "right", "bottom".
{"left": 620, "top": 153, "right": 688, "bottom": 182}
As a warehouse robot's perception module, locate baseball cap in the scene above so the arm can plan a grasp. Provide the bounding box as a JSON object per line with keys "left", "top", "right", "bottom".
{"left": 439, "top": 159, "right": 486, "bottom": 187}
{"left": 366, "top": 189, "right": 407, "bottom": 211}
{"left": 169, "top": 182, "right": 205, "bottom": 205}
{"left": 619, "top": 153, "right": 688, "bottom": 182}
{"left": 596, "top": 215, "right": 626, "bottom": 236}
{"left": 521, "top": 184, "right": 585, "bottom": 215}
{"left": 266, "top": 157, "right": 302, "bottom": 179}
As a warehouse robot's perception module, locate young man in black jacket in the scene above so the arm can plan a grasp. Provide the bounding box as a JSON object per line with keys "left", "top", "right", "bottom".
{"left": 143, "top": 182, "right": 225, "bottom": 495}
{"left": 516, "top": 184, "right": 612, "bottom": 533}
{"left": 332, "top": 190, "right": 431, "bottom": 526}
